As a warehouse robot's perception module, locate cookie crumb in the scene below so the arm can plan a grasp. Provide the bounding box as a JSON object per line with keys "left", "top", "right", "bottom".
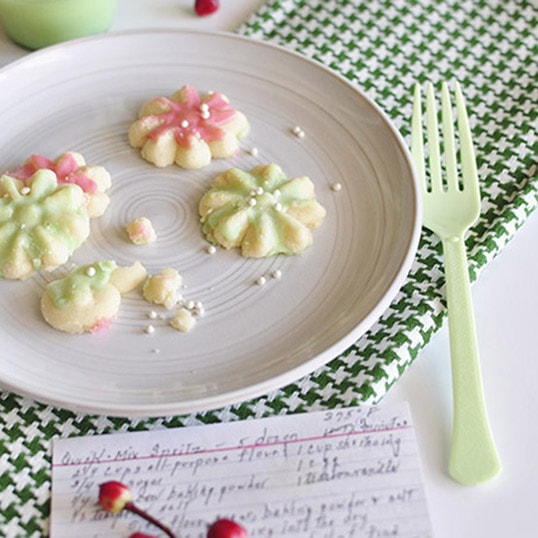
{"left": 170, "top": 308, "right": 196, "bottom": 332}
{"left": 126, "top": 217, "right": 157, "bottom": 245}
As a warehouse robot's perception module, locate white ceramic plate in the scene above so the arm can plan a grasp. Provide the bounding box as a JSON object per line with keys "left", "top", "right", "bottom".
{"left": 0, "top": 30, "right": 420, "bottom": 416}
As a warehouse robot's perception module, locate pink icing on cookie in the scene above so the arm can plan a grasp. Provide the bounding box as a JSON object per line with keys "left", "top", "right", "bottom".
{"left": 146, "top": 86, "right": 238, "bottom": 148}
{"left": 9, "top": 153, "right": 97, "bottom": 194}
{"left": 90, "top": 318, "right": 113, "bottom": 333}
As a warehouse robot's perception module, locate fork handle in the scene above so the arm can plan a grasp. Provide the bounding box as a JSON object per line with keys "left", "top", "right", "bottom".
{"left": 442, "top": 234, "right": 501, "bottom": 485}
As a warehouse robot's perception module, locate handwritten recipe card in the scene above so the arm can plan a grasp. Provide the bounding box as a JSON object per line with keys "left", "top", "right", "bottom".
{"left": 51, "top": 402, "right": 432, "bottom": 537}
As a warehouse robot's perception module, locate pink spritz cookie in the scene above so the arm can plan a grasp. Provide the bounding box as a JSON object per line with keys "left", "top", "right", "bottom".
{"left": 7, "top": 151, "right": 111, "bottom": 217}
{"left": 128, "top": 85, "right": 250, "bottom": 169}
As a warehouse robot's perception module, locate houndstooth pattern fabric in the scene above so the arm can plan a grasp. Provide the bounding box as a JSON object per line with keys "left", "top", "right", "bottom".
{"left": 0, "top": 1, "right": 536, "bottom": 536}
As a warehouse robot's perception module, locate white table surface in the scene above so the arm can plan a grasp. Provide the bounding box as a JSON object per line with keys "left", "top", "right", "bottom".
{"left": 0, "top": 2, "right": 536, "bottom": 537}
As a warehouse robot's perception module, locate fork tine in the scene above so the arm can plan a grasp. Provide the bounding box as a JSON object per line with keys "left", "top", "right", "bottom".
{"left": 411, "top": 84, "right": 427, "bottom": 190}
{"left": 454, "top": 81, "right": 479, "bottom": 195}
{"left": 441, "top": 82, "right": 459, "bottom": 191}
{"left": 426, "top": 82, "right": 443, "bottom": 192}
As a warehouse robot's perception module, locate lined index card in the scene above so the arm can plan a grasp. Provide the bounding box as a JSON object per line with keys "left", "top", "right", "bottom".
{"left": 51, "top": 402, "right": 432, "bottom": 537}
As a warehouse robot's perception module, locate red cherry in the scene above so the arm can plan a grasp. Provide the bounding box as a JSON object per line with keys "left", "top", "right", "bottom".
{"left": 207, "top": 518, "right": 248, "bottom": 538}
{"left": 194, "top": 0, "right": 220, "bottom": 16}
{"left": 98, "top": 481, "right": 133, "bottom": 514}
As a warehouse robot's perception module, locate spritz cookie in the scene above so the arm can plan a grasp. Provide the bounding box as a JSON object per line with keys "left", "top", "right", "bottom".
{"left": 7, "top": 152, "right": 111, "bottom": 218}
{"left": 199, "top": 164, "right": 326, "bottom": 257}
{"left": 41, "top": 261, "right": 147, "bottom": 334}
{"left": 0, "top": 170, "right": 90, "bottom": 280}
{"left": 128, "top": 85, "right": 250, "bottom": 169}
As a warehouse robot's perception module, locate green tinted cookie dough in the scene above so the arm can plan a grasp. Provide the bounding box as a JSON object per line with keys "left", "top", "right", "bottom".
{"left": 44, "top": 260, "right": 117, "bottom": 309}
{"left": 199, "top": 164, "right": 326, "bottom": 257}
{"left": 0, "top": 170, "right": 90, "bottom": 279}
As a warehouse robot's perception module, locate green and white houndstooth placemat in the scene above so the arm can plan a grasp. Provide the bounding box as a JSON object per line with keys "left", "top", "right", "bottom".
{"left": 1, "top": 0, "right": 536, "bottom": 535}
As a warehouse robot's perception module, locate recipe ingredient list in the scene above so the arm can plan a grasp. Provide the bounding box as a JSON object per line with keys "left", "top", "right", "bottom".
{"left": 50, "top": 402, "right": 432, "bottom": 537}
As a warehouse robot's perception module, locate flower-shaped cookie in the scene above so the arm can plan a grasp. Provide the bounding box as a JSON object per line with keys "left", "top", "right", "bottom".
{"left": 41, "top": 260, "right": 147, "bottom": 334}
{"left": 128, "top": 85, "right": 250, "bottom": 169}
{"left": 7, "top": 152, "right": 111, "bottom": 217}
{"left": 199, "top": 164, "right": 327, "bottom": 257}
{"left": 0, "top": 170, "right": 90, "bottom": 280}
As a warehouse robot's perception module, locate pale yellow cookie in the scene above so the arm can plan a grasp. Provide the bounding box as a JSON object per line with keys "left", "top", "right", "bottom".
{"left": 6, "top": 151, "right": 111, "bottom": 218}
{"left": 0, "top": 170, "right": 90, "bottom": 280}
{"left": 199, "top": 164, "right": 326, "bottom": 257}
{"left": 41, "top": 261, "right": 148, "bottom": 334}
{"left": 41, "top": 261, "right": 121, "bottom": 334}
{"left": 128, "top": 85, "right": 249, "bottom": 169}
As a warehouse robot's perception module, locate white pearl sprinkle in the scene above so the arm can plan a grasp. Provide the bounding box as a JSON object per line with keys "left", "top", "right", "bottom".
{"left": 200, "top": 103, "right": 209, "bottom": 112}
{"left": 256, "top": 276, "right": 267, "bottom": 286}
{"left": 85, "top": 266, "right": 96, "bottom": 277}
{"left": 331, "top": 182, "right": 342, "bottom": 192}
{"left": 145, "top": 325, "right": 155, "bottom": 334}
{"left": 201, "top": 110, "right": 210, "bottom": 119}
{"left": 271, "top": 269, "right": 282, "bottom": 280}
{"left": 180, "top": 120, "right": 189, "bottom": 128}
{"left": 255, "top": 186, "right": 264, "bottom": 195}
{"left": 274, "top": 202, "right": 283, "bottom": 212}
{"left": 206, "top": 244, "right": 217, "bottom": 254}
{"left": 248, "top": 197, "right": 257, "bottom": 207}
{"left": 186, "top": 300, "right": 195, "bottom": 310}
{"left": 21, "top": 186, "right": 31, "bottom": 195}
{"left": 273, "top": 189, "right": 281, "bottom": 197}
{"left": 292, "top": 126, "right": 305, "bottom": 138}
{"left": 249, "top": 147, "right": 259, "bottom": 156}
{"left": 147, "top": 310, "right": 158, "bottom": 319}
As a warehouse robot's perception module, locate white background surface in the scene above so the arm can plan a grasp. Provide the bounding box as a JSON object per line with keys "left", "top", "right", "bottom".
{"left": 0, "top": 1, "right": 536, "bottom": 537}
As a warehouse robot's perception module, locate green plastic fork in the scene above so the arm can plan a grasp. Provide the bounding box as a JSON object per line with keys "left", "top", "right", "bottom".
{"left": 411, "top": 81, "right": 501, "bottom": 485}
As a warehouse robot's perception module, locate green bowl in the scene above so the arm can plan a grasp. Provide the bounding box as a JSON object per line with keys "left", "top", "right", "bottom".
{"left": 0, "top": 0, "right": 117, "bottom": 50}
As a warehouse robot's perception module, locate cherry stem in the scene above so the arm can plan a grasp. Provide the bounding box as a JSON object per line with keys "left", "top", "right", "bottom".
{"left": 125, "top": 501, "right": 177, "bottom": 538}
